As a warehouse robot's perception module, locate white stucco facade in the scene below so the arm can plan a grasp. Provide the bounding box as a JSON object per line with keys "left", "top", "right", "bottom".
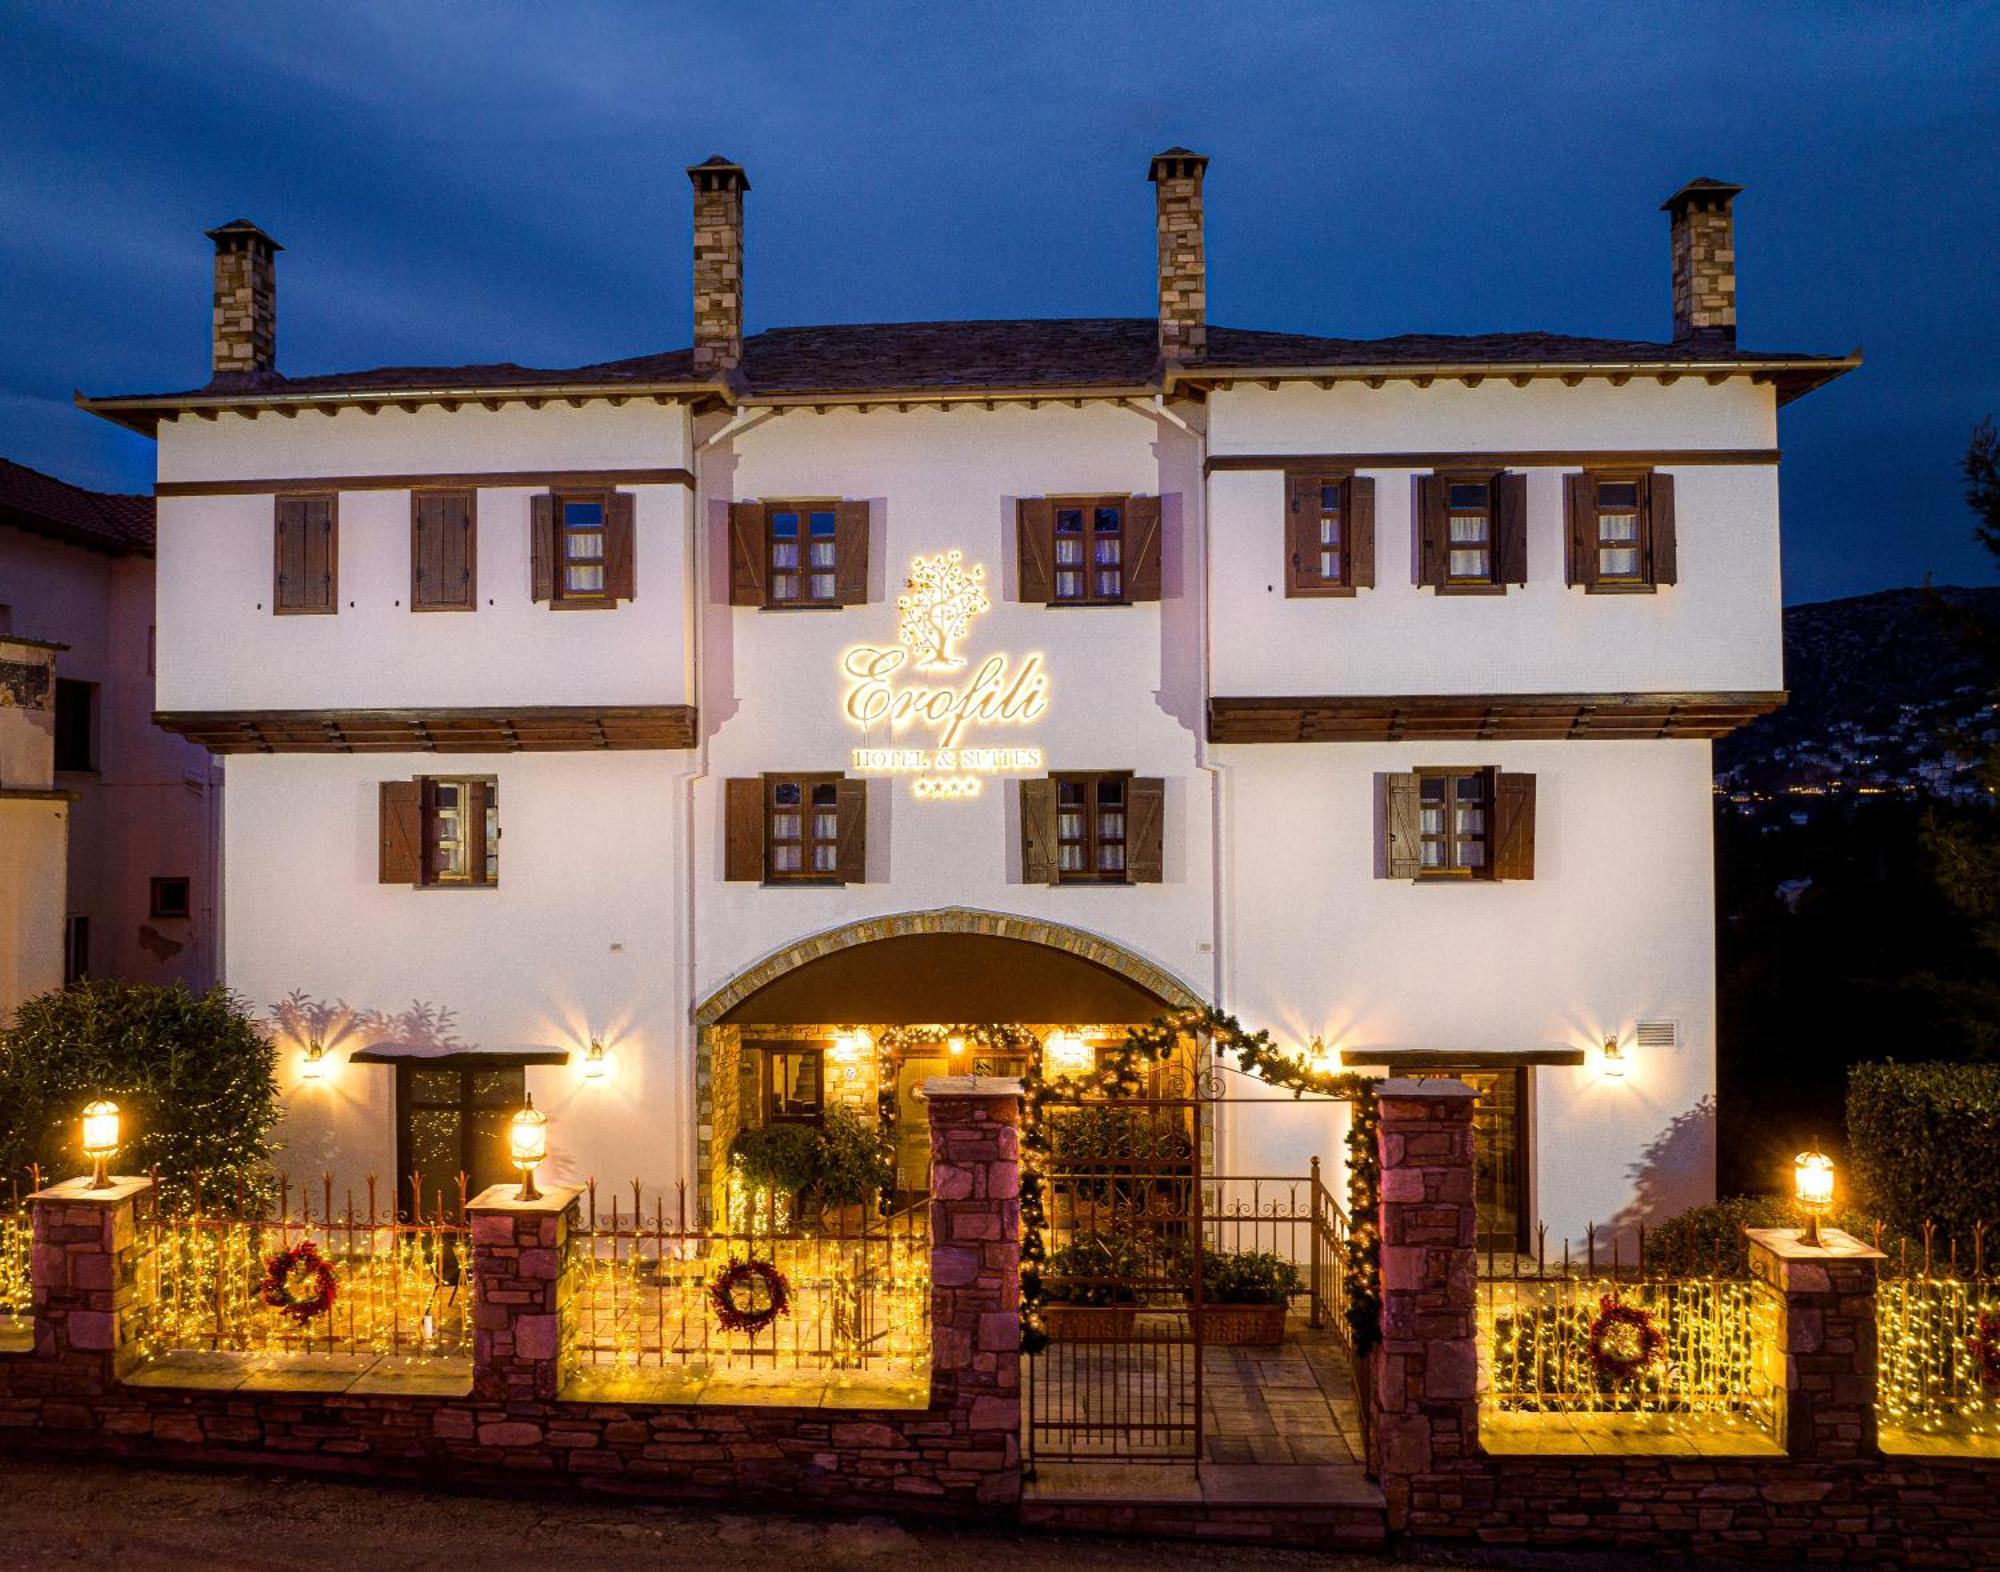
{"left": 129, "top": 357, "right": 1793, "bottom": 1250}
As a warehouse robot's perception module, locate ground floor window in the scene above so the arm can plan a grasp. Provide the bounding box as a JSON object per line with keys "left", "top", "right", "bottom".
{"left": 395, "top": 1062, "right": 524, "bottom": 1217}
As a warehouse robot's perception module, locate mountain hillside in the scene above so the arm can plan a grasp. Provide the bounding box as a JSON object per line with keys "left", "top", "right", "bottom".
{"left": 1716, "top": 586, "right": 2000, "bottom": 800}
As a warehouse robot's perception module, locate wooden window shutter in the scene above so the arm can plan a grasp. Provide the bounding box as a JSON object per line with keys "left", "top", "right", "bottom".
{"left": 530, "top": 494, "right": 556, "bottom": 602}
{"left": 1126, "top": 777, "right": 1165, "bottom": 883}
{"left": 1565, "top": 473, "right": 1597, "bottom": 589}
{"left": 1349, "top": 476, "right": 1376, "bottom": 589}
{"left": 1493, "top": 772, "right": 1537, "bottom": 881}
{"left": 1284, "top": 473, "right": 1319, "bottom": 596}
{"left": 1417, "top": 476, "right": 1447, "bottom": 588}
{"left": 834, "top": 778, "right": 868, "bottom": 883}
{"left": 463, "top": 779, "right": 493, "bottom": 886}
{"left": 728, "top": 502, "right": 766, "bottom": 606}
{"left": 274, "top": 497, "right": 306, "bottom": 610}
{"left": 277, "top": 496, "right": 336, "bottom": 613}
{"left": 724, "top": 778, "right": 765, "bottom": 881}
{"left": 1383, "top": 773, "right": 1423, "bottom": 879}
{"left": 833, "top": 500, "right": 870, "bottom": 605}
{"left": 1496, "top": 472, "right": 1529, "bottom": 584}
{"left": 378, "top": 780, "right": 422, "bottom": 885}
{"left": 604, "top": 491, "right": 637, "bottom": 601}
{"left": 1647, "top": 473, "right": 1677, "bottom": 586}
{"left": 1126, "top": 497, "right": 1163, "bottom": 601}
{"left": 412, "top": 492, "right": 476, "bottom": 611}
{"left": 1016, "top": 499, "right": 1055, "bottom": 603}
{"left": 1019, "top": 777, "right": 1059, "bottom": 884}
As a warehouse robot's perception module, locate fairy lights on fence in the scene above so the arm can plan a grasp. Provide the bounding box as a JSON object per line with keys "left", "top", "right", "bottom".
{"left": 1876, "top": 1224, "right": 1999, "bottom": 1447}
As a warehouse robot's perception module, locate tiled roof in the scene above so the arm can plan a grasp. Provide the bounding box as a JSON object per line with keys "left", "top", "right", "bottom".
{"left": 79, "top": 317, "right": 1856, "bottom": 428}
{"left": 0, "top": 458, "right": 154, "bottom": 555}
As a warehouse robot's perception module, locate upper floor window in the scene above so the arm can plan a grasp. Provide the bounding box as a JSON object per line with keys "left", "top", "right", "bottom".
{"left": 1418, "top": 472, "right": 1526, "bottom": 593}
{"left": 1565, "top": 471, "right": 1678, "bottom": 592}
{"left": 411, "top": 490, "right": 476, "bottom": 611}
{"left": 1383, "top": 767, "right": 1535, "bottom": 882}
{"left": 723, "top": 773, "right": 868, "bottom": 884}
{"left": 1016, "top": 496, "right": 1163, "bottom": 606}
{"left": 274, "top": 494, "right": 337, "bottom": 614}
{"left": 53, "top": 678, "right": 95, "bottom": 771}
{"left": 149, "top": 876, "right": 191, "bottom": 920}
{"left": 531, "top": 491, "right": 635, "bottom": 608}
{"left": 728, "top": 501, "right": 870, "bottom": 608}
{"left": 378, "top": 776, "right": 499, "bottom": 888}
{"left": 1285, "top": 473, "right": 1377, "bottom": 596}
{"left": 1020, "top": 772, "right": 1165, "bottom": 885}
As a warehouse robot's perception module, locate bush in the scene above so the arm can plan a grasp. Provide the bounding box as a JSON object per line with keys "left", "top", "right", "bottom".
{"left": 1201, "top": 1248, "right": 1302, "bottom": 1305}
{"left": 728, "top": 1106, "right": 893, "bottom": 1218}
{"left": 1848, "top": 1061, "right": 2000, "bottom": 1241}
{"left": 0, "top": 982, "right": 279, "bottom": 1204}
{"left": 1644, "top": 1195, "right": 1901, "bottom": 1277}
{"left": 1044, "top": 1232, "right": 1143, "bottom": 1305}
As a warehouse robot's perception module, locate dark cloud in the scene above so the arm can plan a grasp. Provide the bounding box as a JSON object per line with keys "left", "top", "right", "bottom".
{"left": 3, "top": 0, "right": 1994, "bottom": 601}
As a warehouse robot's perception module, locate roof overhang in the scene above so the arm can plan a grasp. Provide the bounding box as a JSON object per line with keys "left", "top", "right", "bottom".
{"left": 1167, "top": 353, "right": 1861, "bottom": 406}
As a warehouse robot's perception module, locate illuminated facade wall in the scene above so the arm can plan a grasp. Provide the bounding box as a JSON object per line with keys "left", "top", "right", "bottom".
{"left": 151, "top": 370, "right": 1780, "bottom": 1245}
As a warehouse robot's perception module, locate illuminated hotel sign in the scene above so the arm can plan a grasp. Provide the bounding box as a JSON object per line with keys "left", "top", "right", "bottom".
{"left": 843, "top": 551, "right": 1046, "bottom": 798}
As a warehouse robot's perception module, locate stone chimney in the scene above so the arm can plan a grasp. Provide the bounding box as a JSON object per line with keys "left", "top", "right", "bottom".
{"left": 1148, "top": 147, "right": 1208, "bottom": 365}
{"left": 204, "top": 219, "right": 281, "bottom": 383}
{"left": 687, "top": 156, "right": 749, "bottom": 377}
{"left": 1662, "top": 178, "right": 1743, "bottom": 348}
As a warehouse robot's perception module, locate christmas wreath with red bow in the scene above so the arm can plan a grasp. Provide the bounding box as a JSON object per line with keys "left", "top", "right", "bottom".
{"left": 710, "top": 1257, "right": 791, "bottom": 1335}
{"left": 1587, "top": 1293, "right": 1665, "bottom": 1382}
{"left": 259, "top": 1239, "right": 339, "bottom": 1326}
{"left": 1972, "top": 1312, "right": 2000, "bottom": 1392}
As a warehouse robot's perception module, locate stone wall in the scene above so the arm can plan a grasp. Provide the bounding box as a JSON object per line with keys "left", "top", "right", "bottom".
{"left": 687, "top": 158, "right": 747, "bottom": 377}
{"left": 1668, "top": 184, "right": 1737, "bottom": 345}
{"left": 0, "top": 1080, "right": 1020, "bottom": 1517}
{"left": 207, "top": 222, "right": 278, "bottom": 379}
{"left": 1147, "top": 149, "right": 1207, "bottom": 364}
{"left": 1367, "top": 1078, "right": 2000, "bottom": 1567}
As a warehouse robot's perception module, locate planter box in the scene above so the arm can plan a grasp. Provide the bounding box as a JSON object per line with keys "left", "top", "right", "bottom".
{"left": 1192, "top": 1302, "right": 1288, "bottom": 1346}
{"left": 1041, "top": 1303, "right": 1138, "bottom": 1341}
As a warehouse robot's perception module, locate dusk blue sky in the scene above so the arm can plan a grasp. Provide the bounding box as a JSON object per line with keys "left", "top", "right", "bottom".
{"left": 3, "top": 1, "right": 1994, "bottom": 603}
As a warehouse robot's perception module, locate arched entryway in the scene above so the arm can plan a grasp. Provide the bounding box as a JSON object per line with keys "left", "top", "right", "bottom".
{"left": 692, "top": 908, "right": 1203, "bottom": 1212}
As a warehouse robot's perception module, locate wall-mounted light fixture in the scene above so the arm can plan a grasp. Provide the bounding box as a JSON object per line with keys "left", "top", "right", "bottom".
{"left": 582, "top": 1037, "right": 609, "bottom": 1082}
{"left": 1794, "top": 1142, "right": 1835, "bottom": 1247}
{"left": 830, "top": 1027, "right": 872, "bottom": 1066}
{"left": 301, "top": 1037, "right": 328, "bottom": 1081}
{"left": 1304, "top": 1035, "right": 1339, "bottom": 1076}
{"left": 81, "top": 1099, "right": 121, "bottom": 1190}
{"left": 946, "top": 1034, "right": 967, "bottom": 1062}
{"left": 1601, "top": 1036, "right": 1627, "bottom": 1079}
{"left": 510, "top": 1095, "right": 548, "bottom": 1202}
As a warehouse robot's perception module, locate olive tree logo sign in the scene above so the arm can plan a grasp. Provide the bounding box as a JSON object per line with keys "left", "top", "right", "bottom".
{"left": 897, "top": 550, "right": 989, "bottom": 671}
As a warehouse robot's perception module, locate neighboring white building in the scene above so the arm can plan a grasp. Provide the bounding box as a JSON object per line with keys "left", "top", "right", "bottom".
{"left": 0, "top": 462, "right": 222, "bottom": 1008}
{"left": 81, "top": 157, "right": 1854, "bottom": 1244}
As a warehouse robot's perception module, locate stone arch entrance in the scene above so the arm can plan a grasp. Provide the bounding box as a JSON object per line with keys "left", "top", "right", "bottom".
{"left": 693, "top": 907, "right": 1203, "bottom": 1213}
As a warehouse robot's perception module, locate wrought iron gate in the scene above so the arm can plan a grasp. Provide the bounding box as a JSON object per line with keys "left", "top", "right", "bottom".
{"left": 1026, "top": 1082, "right": 1207, "bottom": 1462}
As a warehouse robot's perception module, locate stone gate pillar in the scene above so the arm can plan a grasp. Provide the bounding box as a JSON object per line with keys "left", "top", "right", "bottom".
{"left": 467, "top": 1183, "right": 583, "bottom": 1404}
{"left": 1746, "top": 1226, "right": 1884, "bottom": 1459}
{"left": 1370, "top": 1078, "right": 1479, "bottom": 1532}
{"left": 26, "top": 1174, "right": 155, "bottom": 1394}
{"left": 922, "top": 1075, "right": 1023, "bottom": 1506}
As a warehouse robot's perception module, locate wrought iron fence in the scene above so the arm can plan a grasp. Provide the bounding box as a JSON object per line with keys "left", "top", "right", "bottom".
{"left": 1876, "top": 1222, "right": 1999, "bottom": 1444}
{"left": 1479, "top": 1226, "right": 1775, "bottom": 1426}
{"left": 1309, "top": 1157, "right": 1352, "bottom": 1346}
{"left": 564, "top": 1179, "right": 930, "bottom": 1378}
{"left": 0, "top": 1168, "right": 36, "bottom": 1320}
{"left": 134, "top": 1172, "right": 472, "bottom": 1363}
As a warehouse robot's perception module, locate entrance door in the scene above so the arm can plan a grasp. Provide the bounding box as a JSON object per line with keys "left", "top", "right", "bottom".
{"left": 395, "top": 1062, "right": 525, "bottom": 1218}
{"left": 1459, "top": 1068, "right": 1529, "bottom": 1253}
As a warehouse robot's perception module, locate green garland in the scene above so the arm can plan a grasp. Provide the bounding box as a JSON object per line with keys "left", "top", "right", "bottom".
{"left": 1017, "top": 1006, "right": 1381, "bottom": 1355}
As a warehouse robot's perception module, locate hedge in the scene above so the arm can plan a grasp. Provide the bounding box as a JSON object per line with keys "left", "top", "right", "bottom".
{"left": 1847, "top": 1060, "right": 2000, "bottom": 1242}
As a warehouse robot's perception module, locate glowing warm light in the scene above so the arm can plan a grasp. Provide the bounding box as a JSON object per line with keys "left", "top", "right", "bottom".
{"left": 81, "top": 1099, "right": 120, "bottom": 1189}
{"left": 301, "top": 1041, "right": 327, "bottom": 1081}
{"left": 896, "top": 550, "right": 989, "bottom": 671}
{"left": 842, "top": 647, "right": 1048, "bottom": 747}
{"left": 946, "top": 1035, "right": 967, "bottom": 1061}
{"left": 1794, "top": 1144, "right": 1835, "bottom": 1246}
{"left": 1601, "top": 1037, "right": 1627, "bottom": 1078}
{"left": 510, "top": 1096, "right": 548, "bottom": 1201}
{"left": 1044, "top": 1032, "right": 1094, "bottom": 1077}
{"left": 582, "top": 1037, "right": 609, "bottom": 1082}
{"left": 1303, "top": 1035, "right": 1339, "bottom": 1076}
